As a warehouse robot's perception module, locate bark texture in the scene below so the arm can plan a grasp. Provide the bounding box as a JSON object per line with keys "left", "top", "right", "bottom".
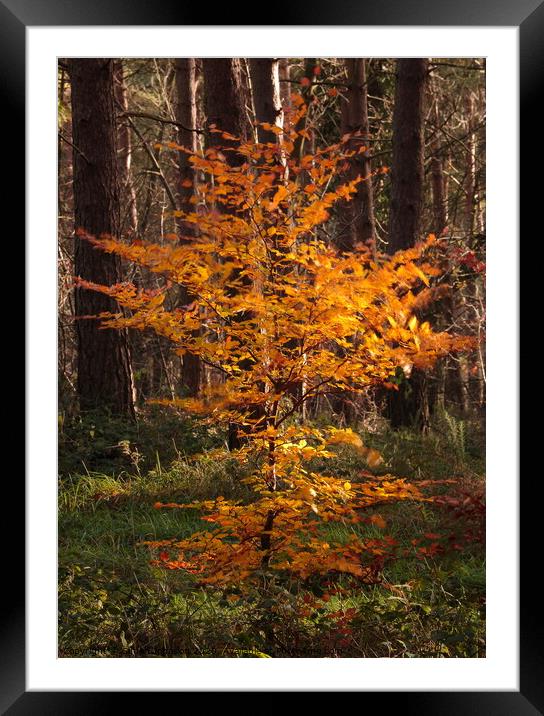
{"left": 203, "top": 59, "right": 260, "bottom": 448}
{"left": 113, "top": 61, "right": 138, "bottom": 236}
{"left": 249, "top": 59, "right": 283, "bottom": 144}
{"left": 339, "top": 58, "right": 375, "bottom": 251}
{"left": 203, "top": 58, "right": 251, "bottom": 154}
{"left": 386, "top": 59, "right": 429, "bottom": 430}
{"left": 69, "top": 58, "right": 136, "bottom": 418}
{"left": 388, "top": 59, "right": 428, "bottom": 252}
{"left": 175, "top": 57, "right": 201, "bottom": 397}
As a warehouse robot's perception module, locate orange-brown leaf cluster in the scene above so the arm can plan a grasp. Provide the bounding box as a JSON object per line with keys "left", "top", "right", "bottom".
{"left": 76, "top": 107, "right": 473, "bottom": 587}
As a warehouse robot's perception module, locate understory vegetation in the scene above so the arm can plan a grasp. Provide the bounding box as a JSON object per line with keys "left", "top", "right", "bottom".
{"left": 59, "top": 407, "right": 485, "bottom": 658}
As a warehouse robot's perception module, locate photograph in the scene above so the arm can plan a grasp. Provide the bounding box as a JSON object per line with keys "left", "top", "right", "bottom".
{"left": 57, "top": 56, "right": 487, "bottom": 659}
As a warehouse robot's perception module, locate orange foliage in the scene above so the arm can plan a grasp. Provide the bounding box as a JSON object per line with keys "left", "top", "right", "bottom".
{"left": 76, "top": 100, "right": 474, "bottom": 587}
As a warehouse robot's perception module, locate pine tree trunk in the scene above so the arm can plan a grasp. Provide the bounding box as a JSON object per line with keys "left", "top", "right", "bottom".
{"left": 464, "top": 92, "right": 476, "bottom": 240}
{"left": 338, "top": 58, "right": 375, "bottom": 252}
{"left": 175, "top": 58, "right": 201, "bottom": 397}
{"left": 430, "top": 91, "right": 448, "bottom": 236}
{"left": 203, "top": 59, "right": 258, "bottom": 448}
{"left": 249, "top": 59, "right": 283, "bottom": 144}
{"left": 386, "top": 59, "right": 429, "bottom": 430}
{"left": 203, "top": 58, "right": 251, "bottom": 151}
{"left": 69, "top": 58, "right": 136, "bottom": 419}
{"left": 388, "top": 59, "right": 428, "bottom": 252}
{"left": 278, "top": 59, "right": 291, "bottom": 111}
{"left": 113, "top": 61, "right": 138, "bottom": 237}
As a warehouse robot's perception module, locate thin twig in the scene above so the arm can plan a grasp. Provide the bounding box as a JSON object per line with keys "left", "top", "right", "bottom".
{"left": 123, "top": 113, "right": 178, "bottom": 209}
{"left": 58, "top": 131, "right": 90, "bottom": 164}
{"left": 118, "top": 110, "right": 205, "bottom": 135}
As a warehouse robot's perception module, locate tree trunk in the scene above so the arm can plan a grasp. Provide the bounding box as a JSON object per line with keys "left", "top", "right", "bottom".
{"left": 386, "top": 59, "right": 429, "bottom": 430}
{"left": 203, "top": 59, "right": 259, "bottom": 448}
{"left": 464, "top": 92, "right": 476, "bottom": 239}
{"left": 388, "top": 59, "right": 428, "bottom": 252}
{"left": 113, "top": 61, "right": 138, "bottom": 237}
{"left": 338, "top": 58, "right": 375, "bottom": 252}
{"left": 203, "top": 58, "right": 251, "bottom": 151}
{"left": 69, "top": 58, "right": 136, "bottom": 419}
{"left": 429, "top": 90, "right": 448, "bottom": 236}
{"left": 249, "top": 59, "right": 283, "bottom": 144}
{"left": 294, "top": 58, "right": 317, "bottom": 160}
{"left": 175, "top": 57, "right": 201, "bottom": 397}
{"left": 332, "top": 59, "right": 376, "bottom": 425}
{"left": 278, "top": 58, "right": 291, "bottom": 110}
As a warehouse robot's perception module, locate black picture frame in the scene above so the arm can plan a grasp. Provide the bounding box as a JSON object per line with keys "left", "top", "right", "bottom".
{"left": 10, "top": 0, "right": 530, "bottom": 710}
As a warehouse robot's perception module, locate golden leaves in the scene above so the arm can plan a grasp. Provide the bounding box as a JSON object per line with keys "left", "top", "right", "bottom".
{"left": 324, "top": 430, "right": 383, "bottom": 468}
{"left": 77, "top": 122, "right": 474, "bottom": 591}
{"left": 365, "top": 448, "right": 384, "bottom": 469}
{"left": 268, "top": 184, "right": 289, "bottom": 210}
{"left": 369, "top": 515, "right": 387, "bottom": 529}
{"left": 326, "top": 428, "right": 364, "bottom": 450}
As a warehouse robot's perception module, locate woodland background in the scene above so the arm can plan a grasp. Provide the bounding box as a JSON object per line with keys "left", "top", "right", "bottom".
{"left": 58, "top": 57, "right": 485, "bottom": 658}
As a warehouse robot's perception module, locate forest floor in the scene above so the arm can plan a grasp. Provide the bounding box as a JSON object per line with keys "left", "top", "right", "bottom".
{"left": 58, "top": 407, "right": 485, "bottom": 658}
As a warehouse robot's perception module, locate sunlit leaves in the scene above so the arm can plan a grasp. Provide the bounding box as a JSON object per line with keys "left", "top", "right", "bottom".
{"left": 76, "top": 106, "right": 474, "bottom": 589}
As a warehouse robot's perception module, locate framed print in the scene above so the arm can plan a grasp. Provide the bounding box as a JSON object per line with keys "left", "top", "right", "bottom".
{"left": 8, "top": 0, "right": 532, "bottom": 709}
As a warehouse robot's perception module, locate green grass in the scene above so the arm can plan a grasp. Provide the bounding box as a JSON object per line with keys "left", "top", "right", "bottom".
{"left": 59, "top": 408, "right": 485, "bottom": 658}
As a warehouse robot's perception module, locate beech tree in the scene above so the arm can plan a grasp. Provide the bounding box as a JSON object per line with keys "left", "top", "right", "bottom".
{"left": 76, "top": 101, "right": 472, "bottom": 588}
{"left": 68, "top": 58, "right": 136, "bottom": 418}
{"left": 58, "top": 57, "right": 485, "bottom": 423}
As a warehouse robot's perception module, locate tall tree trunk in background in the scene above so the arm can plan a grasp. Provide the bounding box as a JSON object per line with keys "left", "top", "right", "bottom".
{"left": 113, "top": 61, "right": 138, "bottom": 237}
{"left": 366, "top": 59, "right": 385, "bottom": 112}
{"left": 203, "top": 59, "right": 258, "bottom": 449}
{"left": 294, "top": 58, "right": 317, "bottom": 160}
{"left": 452, "top": 90, "right": 478, "bottom": 416}
{"left": 333, "top": 59, "right": 376, "bottom": 425}
{"left": 388, "top": 59, "right": 428, "bottom": 252}
{"left": 278, "top": 59, "right": 291, "bottom": 111}
{"left": 68, "top": 58, "right": 136, "bottom": 419}
{"left": 203, "top": 58, "right": 251, "bottom": 150}
{"left": 175, "top": 58, "right": 201, "bottom": 397}
{"left": 249, "top": 59, "right": 283, "bottom": 144}
{"left": 339, "top": 58, "right": 375, "bottom": 252}
{"left": 426, "top": 83, "right": 449, "bottom": 420}
{"left": 464, "top": 92, "right": 476, "bottom": 240}
{"left": 430, "top": 91, "right": 448, "bottom": 236}
{"left": 386, "top": 59, "right": 429, "bottom": 430}
{"left": 249, "top": 58, "right": 306, "bottom": 422}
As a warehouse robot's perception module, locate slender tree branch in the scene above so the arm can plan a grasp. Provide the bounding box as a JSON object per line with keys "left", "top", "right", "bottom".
{"left": 430, "top": 62, "right": 485, "bottom": 72}
{"left": 123, "top": 113, "right": 178, "bottom": 209}
{"left": 58, "top": 131, "right": 90, "bottom": 164}
{"left": 118, "top": 110, "right": 205, "bottom": 135}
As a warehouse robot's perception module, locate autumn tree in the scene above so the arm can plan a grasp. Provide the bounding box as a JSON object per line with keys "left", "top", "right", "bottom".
{"left": 76, "top": 99, "right": 472, "bottom": 592}
{"left": 68, "top": 58, "right": 136, "bottom": 418}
